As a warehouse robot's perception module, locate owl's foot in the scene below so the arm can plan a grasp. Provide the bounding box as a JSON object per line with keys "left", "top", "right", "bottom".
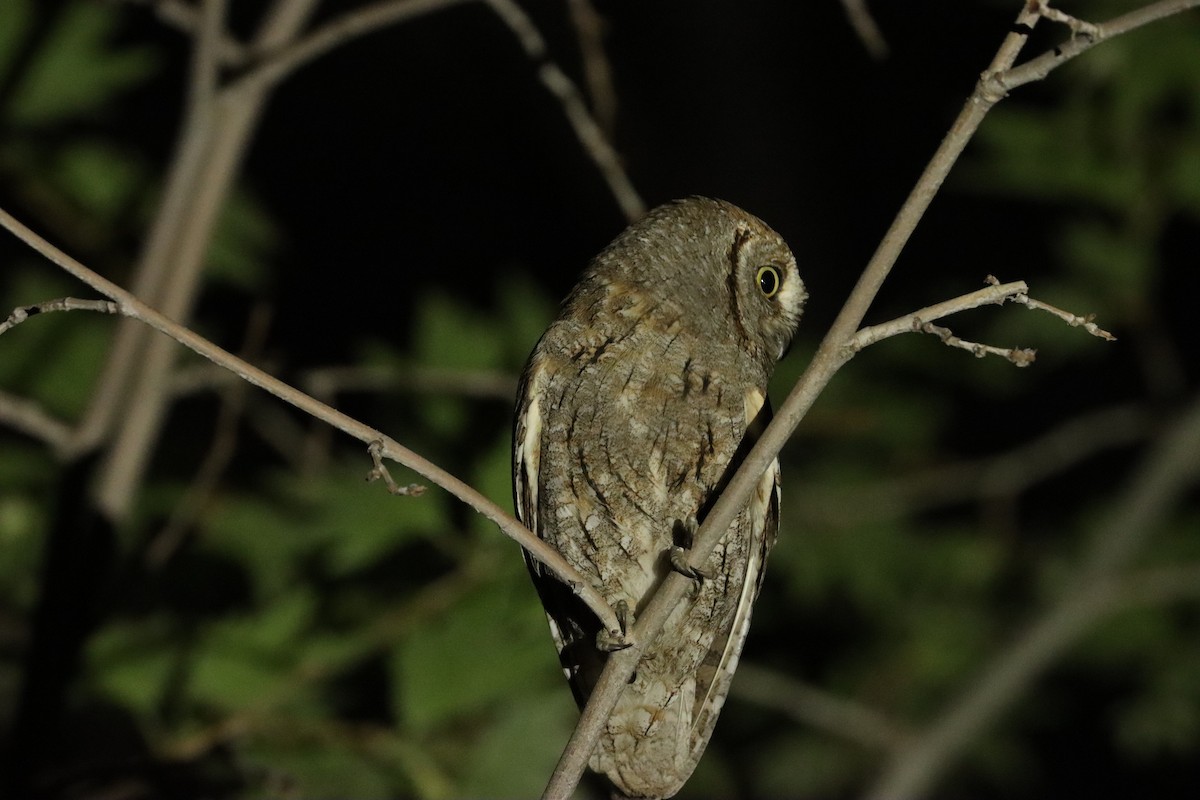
{"left": 596, "top": 600, "right": 633, "bottom": 652}
{"left": 669, "top": 517, "right": 711, "bottom": 582}
{"left": 669, "top": 545, "right": 712, "bottom": 582}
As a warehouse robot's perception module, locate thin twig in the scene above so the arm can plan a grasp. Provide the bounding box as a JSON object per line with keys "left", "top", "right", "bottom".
{"left": 1, "top": 298, "right": 120, "bottom": 335}
{"left": 118, "top": 0, "right": 250, "bottom": 64}
{"left": 566, "top": 0, "right": 619, "bottom": 136}
{"left": 367, "top": 440, "right": 427, "bottom": 497}
{"left": 143, "top": 304, "right": 273, "bottom": 569}
{"left": 0, "top": 389, "right": 73, "bottom": 452}
{"left": 0, "top": 206, "right": 623, "bottom": 638}
{"left": 917, "top": 319, "right": 1037, "bottom": 366}
{"left": 989, "top": 0, "right": 1200, "bottom": 94}
{"left": 848, "top": 279, "right": 1029, "bottom": 352}
{"left": 1011, "top": 291, "right": 1116, "bottom": 341}
{"left": 231, "top": 0, "right": 645, "bottom": 221}
{"left": 484, "top": 0, "right": 646, "bottom": 220}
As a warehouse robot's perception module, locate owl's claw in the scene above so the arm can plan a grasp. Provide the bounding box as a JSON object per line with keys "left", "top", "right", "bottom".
{"left": 669, "top": 545, "right": 712, "bottom": 582}
{"left": 596, "top": 600, "right": 633, "bottom": 652}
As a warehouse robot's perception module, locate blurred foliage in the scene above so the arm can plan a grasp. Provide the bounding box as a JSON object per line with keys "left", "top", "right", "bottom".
{"left": 0, "top": 1, "right": 1198, "bottom": 798}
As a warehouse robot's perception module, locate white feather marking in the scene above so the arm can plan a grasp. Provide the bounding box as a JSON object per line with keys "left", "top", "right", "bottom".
{"left": 514, "top": 378, "right": 543, "bottom": 536}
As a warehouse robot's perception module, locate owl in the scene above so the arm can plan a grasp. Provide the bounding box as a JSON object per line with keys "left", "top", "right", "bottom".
{"left": 513, "top": 197, "right": 805, "bottom": 798}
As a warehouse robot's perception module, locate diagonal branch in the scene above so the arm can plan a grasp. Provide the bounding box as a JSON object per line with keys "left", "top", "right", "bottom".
{"left": 0, "top": 207, "right": 623, "bottom": 638}
{"left": 991, "top": 0, "right": 1200, "bottom": 93}
{"left": 542, "top": 0, "right": 1197, "bottom": 794}
{"left": 864, "top": 391, "right": 1200, "bottom": 800}
{"left": 540, "top": 4, "right": 1047, "bottom": 793}
{"left": 230, "top": 0, "right": 645, "bottom": 220}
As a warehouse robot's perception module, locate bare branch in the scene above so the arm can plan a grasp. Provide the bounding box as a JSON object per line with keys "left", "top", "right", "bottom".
{"left": 1033, "top": 0, "right": 1101, "bottom": 37}
{"left": 118, "top": 0, "right": 250, "bottom": 64}
{"left": 367, "top": 440, "right": 427, "bottom": 497}
{"left": 733, "top": 663, "right": 912, "bottom": 752}
{"left": 1011, "top": 290, "right": 1116, "bottom": 341}
{"left": 1, "top": 298, "right": 120, "bottom": 335}
{"left": 990, "top": 0, "right": 1200, "bottom": 94}
{"left": 799, "top": 404, "right": 1151, "bottom": 524}
{"left": 865, "top": 391, "right": 1200, "bottom": 800}
{"left": 484, "top": 0, "right": 646, "bottom": 220}
{"left": 185, "top": 0, "right": 225, "bottom": 122}
{"left": 839, "top": 0, "right": 889, "bottom": 59}
{"left": 304, "top": 364, "right": 518, "bottom": 402}
{"left": 0, "top": 390, "right": 73, "bottom": 452}
{"left": 86, "top": 0, "right": 322, "bottom": 518}
{"left": 0, "top": 206, "right": 623, "bottom": 639}
{"left": 849, "top": 278, "right": 1028, "bottom": 352}
{"left": 567, "top": 0, "right": 619, "bottom": 136}
{"left": 232, "top": 0, "right": 646, "bottom": 221}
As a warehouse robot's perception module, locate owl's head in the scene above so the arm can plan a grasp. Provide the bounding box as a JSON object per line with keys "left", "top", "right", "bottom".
{"left": 593, "top": 197, "right": 806, "bottom": 371}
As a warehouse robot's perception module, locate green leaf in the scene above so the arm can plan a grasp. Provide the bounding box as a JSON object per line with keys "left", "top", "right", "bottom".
{"left": 0, "top": 265, "right": 114, "bottom": 420}
{"left": 467, "top": 431, "right": 515, "bottom": 537}
{"left": 6, "top": 1, "right": 157, "bottom": 126}
{"left": 413, "top": 293, "right": 506, "bottom": 435}
{"left": 205, "top": 189, "right": 277, "bottom": 290}
{"left": 87, "top": 618, "right": 175, "bottom": 718}
{"left": 1058, "top": 220, "right": 1151, "bottom": 306}
{"left": 496, "top": 273, "right": 556, "bottom": 367}
{"left": 459, "top": 688, "right": 575, "bottom": 797}
{"left": 240, "top": 731, "right": 398, "bottom": 800}
{"left": 50, "top": 139, "right": 147, "bottom": 221}
{"left": 392, "top": 573, "right": 557, "bottom": 732}
{"left": 0, "top": 0, "right": 33, "bottom": 86}
{"left": 190, "top": 591, "right": 319, "bottom": 711}
{"left": 276, "top": 468, "right": 447, "bottom": 577}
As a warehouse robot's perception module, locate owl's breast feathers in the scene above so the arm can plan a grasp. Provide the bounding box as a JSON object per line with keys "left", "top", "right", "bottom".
{"left": 514, "top": 283, "right": 779, "bottom": 798}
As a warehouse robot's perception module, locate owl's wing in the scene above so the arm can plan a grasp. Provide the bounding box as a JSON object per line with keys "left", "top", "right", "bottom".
{"left": 689, "top": 391, "right": 781, "bottom": 755}
{"left": 512, "top": 356, "right": 608, "bottom": 703}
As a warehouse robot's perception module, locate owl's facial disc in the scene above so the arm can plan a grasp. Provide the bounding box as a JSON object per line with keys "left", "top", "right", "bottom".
{"left": 733, "top": 228, "right": 806, "bottom": 363}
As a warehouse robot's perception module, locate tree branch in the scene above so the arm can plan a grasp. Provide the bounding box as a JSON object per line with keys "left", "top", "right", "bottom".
{"left": 991, "top": 0, "right": 1200, "bottom": 94}
{"left": 0, "top": 207, "right": 623, "bottom": 638}
{"left": 230, "top": 0, "right": 645, "bottom": 221}
{"left": 864, "top": 391, "right": 1200, "bottom": 800}
{"left": 733, "top": 663, "right": 912, "bottom": 752}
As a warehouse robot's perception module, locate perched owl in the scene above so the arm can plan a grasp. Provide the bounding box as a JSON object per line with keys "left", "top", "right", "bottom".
{"left": 513, "top": 197, "right": 805, "bottom": 798}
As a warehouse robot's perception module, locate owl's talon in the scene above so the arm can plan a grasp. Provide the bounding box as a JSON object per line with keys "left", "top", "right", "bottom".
{"left": 669, "top": 545, "right": 711, "bottom": 582}
{"left": 596, "top": 600, "right": 633, "bottom": 652}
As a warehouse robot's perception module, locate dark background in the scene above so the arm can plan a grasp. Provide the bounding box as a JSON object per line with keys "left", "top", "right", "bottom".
{"left": 1, "top": 0, "right": 1198, "bottom": 797}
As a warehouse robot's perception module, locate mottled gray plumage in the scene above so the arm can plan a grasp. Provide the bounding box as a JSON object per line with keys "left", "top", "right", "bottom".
{"left": 513, "top": 197, "right": 805, "bottom": 798}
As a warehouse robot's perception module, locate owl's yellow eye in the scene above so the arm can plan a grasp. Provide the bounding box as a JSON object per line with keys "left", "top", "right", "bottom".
{"left": 756, "top": 265, "right": 782, "bottom": 298}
